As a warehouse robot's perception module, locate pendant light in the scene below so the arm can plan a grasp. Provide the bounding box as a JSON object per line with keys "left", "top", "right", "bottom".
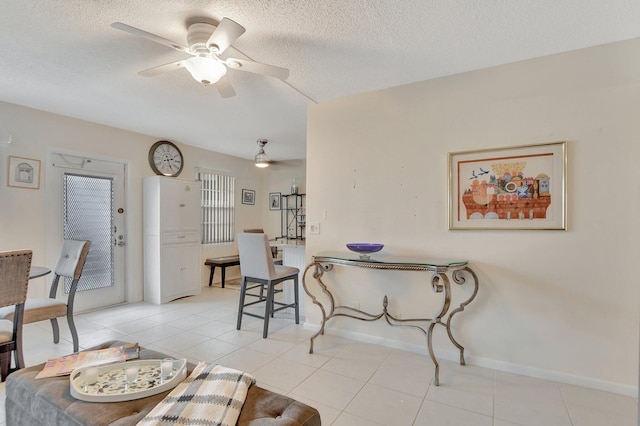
{"left": 255, "top": 139, "right": 269, "bottom": 168}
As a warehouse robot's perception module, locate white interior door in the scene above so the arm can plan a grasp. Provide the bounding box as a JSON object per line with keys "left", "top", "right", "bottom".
{"left": 49, "top": 153, "right": 126, "bottom": 311}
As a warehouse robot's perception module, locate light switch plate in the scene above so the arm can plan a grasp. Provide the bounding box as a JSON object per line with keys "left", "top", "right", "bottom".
{"left": 309, "top": 222, "right": 320, "bottom": 235}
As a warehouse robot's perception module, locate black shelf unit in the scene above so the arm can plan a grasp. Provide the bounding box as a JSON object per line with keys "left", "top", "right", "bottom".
{"left": 279, "top": 193, "right": 306, "bottom": 240}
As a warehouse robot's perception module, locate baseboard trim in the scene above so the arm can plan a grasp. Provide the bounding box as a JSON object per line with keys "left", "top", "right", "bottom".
{"left": 301, "top": 322, "right": 637, "bottom": 397}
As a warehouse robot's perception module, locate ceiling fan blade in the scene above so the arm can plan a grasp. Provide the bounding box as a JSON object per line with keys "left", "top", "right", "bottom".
{"left": 138, "top": 60, "right": 185, "bottom": 77}
{"left": 225, "top": 58, "right": 290, "bottom": 80}
{"left": 111, "top": 22, "right": 189, "bottom": 53}
{"left": 206, "top": 18, "right": 246, "bottom": 54}
{"left": 214, "top": 76, "right": 236, "bottom": 98}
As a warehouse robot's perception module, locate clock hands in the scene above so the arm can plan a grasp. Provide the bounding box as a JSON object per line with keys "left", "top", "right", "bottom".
{"left": 154, "top": 148, "right": 181, "bottom": 173}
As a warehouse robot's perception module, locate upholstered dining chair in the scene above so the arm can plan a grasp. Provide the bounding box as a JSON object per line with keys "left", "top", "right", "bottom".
{"left": 237, "top": 232, "right": 299, "bottom": 338}
{"left": 0, "top": 249, "right": 32, "bottom": 381}
{"left": 243, "top": 228, "right": 279, "bottom": 259}
{"left": 0, "top": 240, "right": 91, "bottom": 353}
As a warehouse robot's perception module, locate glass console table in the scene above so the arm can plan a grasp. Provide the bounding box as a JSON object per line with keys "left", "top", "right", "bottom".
{"left": 302, "top": 252, "right": 479, "bottom": 386}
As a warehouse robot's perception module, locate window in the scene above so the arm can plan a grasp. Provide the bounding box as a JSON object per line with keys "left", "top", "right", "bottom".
{"left": 199, "top": 171, "right": 235, "bottom": 244}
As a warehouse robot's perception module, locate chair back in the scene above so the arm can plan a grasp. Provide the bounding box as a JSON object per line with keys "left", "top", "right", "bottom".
{"left": 54, "top": 240, "right": 91, "bottom": 280}
{"left": 0, "top": 250, "right": 32, "bottom": 309}
{"left": 242, "top": 229, "right": 278, "bottom": 258}
{"left": 237, "top": 233, "right": 276, "bottom": 280}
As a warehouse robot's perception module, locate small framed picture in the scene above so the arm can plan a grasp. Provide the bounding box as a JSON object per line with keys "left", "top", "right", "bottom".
{"left": 269, "top": 192, "right": 281, "bottom": 210}
{"left": 242, "top": 189, "right": 255, "bottom": 205}
{"left": 8, "top": 156, "right": 41, "bottom": 189}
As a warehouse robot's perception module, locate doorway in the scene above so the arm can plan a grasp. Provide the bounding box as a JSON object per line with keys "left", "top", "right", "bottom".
{"left": 49, "top": 153, "right": 126, "bottom": 311}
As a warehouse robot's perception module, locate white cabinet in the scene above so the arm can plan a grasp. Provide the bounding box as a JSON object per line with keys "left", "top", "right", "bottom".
{"left": 144, "top": 176, "right": 201, "bottom": 304}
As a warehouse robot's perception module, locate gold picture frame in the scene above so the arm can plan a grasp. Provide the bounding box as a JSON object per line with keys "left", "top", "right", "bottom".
{"left": 7, "top": 156, "right": 41, "bottom": 189}
{"left": 449, "top": 141, "right": 566, "bottom": 230}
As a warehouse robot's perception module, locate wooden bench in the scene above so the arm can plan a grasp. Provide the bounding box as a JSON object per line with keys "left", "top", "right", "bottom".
{"left": 205, "top": 256, "right": 240, "bottom": 288}
{"left": 205, "top": 255, "right": 283, "bottom": 288}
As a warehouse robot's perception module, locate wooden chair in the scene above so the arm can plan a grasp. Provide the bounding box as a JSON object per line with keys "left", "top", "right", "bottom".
{"left": 236, "top": 233, "right": 299, "bottom": 338}
{"left": 0, "top": 240, "right": 91, "bottom": 353}
{"left": 0, "top": 249, "right": 32, "bottom": 381}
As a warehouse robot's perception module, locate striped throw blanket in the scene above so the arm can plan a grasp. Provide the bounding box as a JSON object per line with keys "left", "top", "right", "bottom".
{"left": 137, "top": 362, "right": 256, "bottom": 426}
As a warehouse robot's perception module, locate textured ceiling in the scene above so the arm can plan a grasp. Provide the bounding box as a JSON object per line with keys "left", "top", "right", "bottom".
{"left": 1, "top": 0, "right": 639, "bottom": 161}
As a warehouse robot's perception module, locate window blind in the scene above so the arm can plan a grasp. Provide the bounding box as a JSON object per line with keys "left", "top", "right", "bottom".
{"left": 199, "top": 171, "right": 235, "bottom": 244}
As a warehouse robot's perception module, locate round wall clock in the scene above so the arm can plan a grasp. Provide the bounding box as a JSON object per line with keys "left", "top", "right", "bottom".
{"left": 149, "top": 141, "right": 183, "bottom": 177}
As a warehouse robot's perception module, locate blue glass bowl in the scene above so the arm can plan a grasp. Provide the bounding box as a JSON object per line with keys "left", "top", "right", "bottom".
{"left": 346, "top": 243, "right": 384, "bottom": 256}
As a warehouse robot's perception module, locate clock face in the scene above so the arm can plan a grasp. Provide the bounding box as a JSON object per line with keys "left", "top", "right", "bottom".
{"left": 149, "top": 141, "right": 183, "bottom": 177}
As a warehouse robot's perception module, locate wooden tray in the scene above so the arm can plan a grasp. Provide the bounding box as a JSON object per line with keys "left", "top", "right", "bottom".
{"left": 70, "top": 358, "right": 187, "bottom": 402}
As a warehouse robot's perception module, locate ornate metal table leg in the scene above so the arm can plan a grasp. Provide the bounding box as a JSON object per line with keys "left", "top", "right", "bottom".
{"left": 426, "top": 321, "right": 440, "bottom": 386}
{"left": 445, "top": 267, "right": 479, "bottom": 366}
{"left": 429, "top": 271, "right": 451, "bottom": 386}
{"left": 302, "top": 262, "right": 334, "bottom": 354}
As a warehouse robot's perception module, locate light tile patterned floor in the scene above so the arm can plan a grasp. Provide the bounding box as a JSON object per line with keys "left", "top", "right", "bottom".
{"left": 1, "top": 286, "right": 637, "bottom": 426}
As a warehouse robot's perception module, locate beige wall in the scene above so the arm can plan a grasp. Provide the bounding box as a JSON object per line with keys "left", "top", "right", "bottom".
{"left": 306, "top": 37, "right": 640, "bottom": 395}
{"left": 0, "top": 101, "right": 295, "bottom": 301}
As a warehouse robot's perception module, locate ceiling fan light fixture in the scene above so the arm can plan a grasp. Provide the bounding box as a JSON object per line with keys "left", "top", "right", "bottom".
{"left": 255, "top": 139, "right": 270, "bottom": 168}
{"left": 111, "top": 18, "right": 291, "bottom": 98}
{"left": 255, "top": 150, "right": 269, "bottom": 168}
{"left": 183, "top": 56, "right": 227, "bottom": 85}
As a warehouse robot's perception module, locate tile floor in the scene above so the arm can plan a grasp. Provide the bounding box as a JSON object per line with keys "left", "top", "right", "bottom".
{"left": 1, "top": 286, "right": 637, "bottom": 426}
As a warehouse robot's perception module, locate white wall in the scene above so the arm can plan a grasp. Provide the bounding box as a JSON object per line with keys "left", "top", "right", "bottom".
{"left": 0, "top": 101, "right": 274, "bottom": 301}
{"left": 306, "top": 37, "right": 640, "bottom": 395}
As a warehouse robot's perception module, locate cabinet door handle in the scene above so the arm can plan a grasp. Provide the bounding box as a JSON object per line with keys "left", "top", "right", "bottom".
{"left": 177, "top": 235, "right": 186, "bottom": 239}
{"left": 179, "top": 203, "right": 186, "bottom": 207}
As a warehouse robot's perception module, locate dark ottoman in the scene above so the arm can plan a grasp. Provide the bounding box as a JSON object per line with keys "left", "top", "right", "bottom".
{"left": 5, "top": 341, "right": 321, "bottom": 426}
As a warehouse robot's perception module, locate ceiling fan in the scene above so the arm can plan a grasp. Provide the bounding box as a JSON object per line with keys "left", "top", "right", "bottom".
{"left": 254, "top": 139, "right": 270, "bottom": 167}
{"left": 111, "top": 18, "right": 290, "bottom": 98}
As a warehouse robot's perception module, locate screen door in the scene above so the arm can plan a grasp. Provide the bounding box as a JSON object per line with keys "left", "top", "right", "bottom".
{"left": 50, "top": 153, "right": 126, "bottom": 310}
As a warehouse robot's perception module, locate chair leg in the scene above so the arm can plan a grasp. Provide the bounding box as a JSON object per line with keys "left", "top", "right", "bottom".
{"left": 263, "top": 281, "right": 276, "bottom": 338}
{"left": 1, "top": 351, "right": 10, "bottom": 382}
{"left": 67, "top": 315, "right": 79, "bottom": 353}
{"left": 14, "top": 346, "right": 24, "bottom": 373}
{"left": 271, "top": 287, "right": 275, "bottom": 318}
{"left": 258, "top": 283, "right": 272, "bottom": 316}
{"left": 50, "top": 318, "right": 60, "bottom": 344}
{"left": 237, "top": 277, "right": 248, "bottom": 330}
{"left": 293, "top": 276, "right": 300, "bottom": 324}
{"left": 15, "top": 316, "right": 25, "bottom": 370}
